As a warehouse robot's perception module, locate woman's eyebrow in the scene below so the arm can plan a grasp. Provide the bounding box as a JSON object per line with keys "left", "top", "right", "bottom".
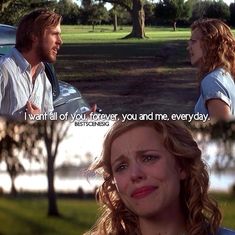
{"left": 111, "top": 154, "right": 127, "bottom": 166}
{"left": 111, "top": 149, "right": 160, "bottom": 164}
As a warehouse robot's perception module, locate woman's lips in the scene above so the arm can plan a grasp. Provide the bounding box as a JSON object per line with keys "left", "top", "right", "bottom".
{"left": 131, "top": 186, "right": 157, "bottom": 199}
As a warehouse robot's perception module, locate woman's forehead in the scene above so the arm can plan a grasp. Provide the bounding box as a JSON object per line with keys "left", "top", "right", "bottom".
{"left": 191, "top": 28, "right": 203, "bottom": 39}
{"left": 110, "top": 126, "right": 164, "bottom": 157}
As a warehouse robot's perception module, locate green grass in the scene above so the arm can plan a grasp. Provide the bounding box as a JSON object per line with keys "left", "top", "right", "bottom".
{"left": 61, "top": 25, "right": 191, "bottom": 43}
{"left": 0, "top": 198, "right": 99, "bottom": 235}
{"left": 213, "top": 193, "right": 235, "bottom": 229}
{"left": 0, "top": 193, "right": 234, "bottom": 235}
{"left": 57, "top": 26, "right": 190, "bottom": 81}
{"left": 60, "top": 25, "right": 235, "bottom": 43}
{"left": 54, "top": 25, "right": 197, "bottom": 114}
{"left": 55, "top": 25, "right": 235, "bottom": 113}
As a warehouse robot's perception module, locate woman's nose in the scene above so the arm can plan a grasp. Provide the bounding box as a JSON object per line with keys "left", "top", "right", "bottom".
{"left": 130, "top": 163, "right": 146, "bottom": 183}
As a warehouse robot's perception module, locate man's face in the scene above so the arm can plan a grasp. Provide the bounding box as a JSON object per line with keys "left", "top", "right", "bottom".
{"left": 36, "top": 23, "right": 63, "bottom": 63}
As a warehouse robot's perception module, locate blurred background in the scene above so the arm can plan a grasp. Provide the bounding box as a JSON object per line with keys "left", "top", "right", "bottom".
{"left": 0, "top": 119, "right": 234, "bottom": 235}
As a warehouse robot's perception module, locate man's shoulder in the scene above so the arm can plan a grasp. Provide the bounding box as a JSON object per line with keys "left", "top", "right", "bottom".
{"left": 0, "top": 50, "right": 17, "bottom": 69}
{"left": 217, "top": 227, "right": 235, "bottom": 235}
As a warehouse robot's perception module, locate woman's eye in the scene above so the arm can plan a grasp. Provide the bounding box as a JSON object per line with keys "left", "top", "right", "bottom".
{"left": 114, "top": 163, "right": 128, "bottom": 173}
{"left": 142, "top": 154, "right": 159, "bottom": 163}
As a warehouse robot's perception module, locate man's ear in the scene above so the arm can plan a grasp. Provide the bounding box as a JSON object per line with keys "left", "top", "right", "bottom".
{"left": 31, "top": 34, "right": 38, "bottom": 43}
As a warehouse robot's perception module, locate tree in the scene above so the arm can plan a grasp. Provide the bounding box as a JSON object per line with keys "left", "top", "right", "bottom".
{"left": 230, "top": 3, "right": 235, "bottom": 26}
{"left": 0, "top": 119, "right": 70, "bottom": 216}
{"left": 204, "top": 1, "right": 230, "bottom": 21}
{"left": 155, "top": 0, "right": 190, "bottom": 30}
{"left": 30, "top": 120, "right": 69, "bottom": 216}
{"left": 55, "top": 0, "right": 80, "bottom": 25}
{"left": 109, "top": 4, "right": 131, "bottom": 30}
{"left": 99, "top": 0, "right": 146, "bottom": 38}
{"left": 189, "top": 121, "right": 235, "bottom": 172}
{"left": 190, "top": 1, "right": 209, "bottom": 21}
{"left": 0, "top": 0, "right": 56, "bottom": 25}
{"left": 0, "top": 0, "right": 13, "bottom": 12}
{"left": 109, "top": 4, "right": 118, "bottom": 31}
{"left": 90, "top": 3, "right": 109, "bottom": 30}
{"left": 144, "top": 1, "right": 155, "bottom": 26}
{"left": 80, "top": 1, "right": 109, "bottom": 28}
{"left": 0, "top": 121, "right": 22, "bottom": 196}
{"left": 37, "top": 121, "right": 70, "bottom": 216}
{"left": 5, "top": 155, "right": 25, "bottom": 196}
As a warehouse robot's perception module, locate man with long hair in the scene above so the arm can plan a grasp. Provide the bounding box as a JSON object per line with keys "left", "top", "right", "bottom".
{"left": 0, "top": 8, "right": 62, "bottom": 117}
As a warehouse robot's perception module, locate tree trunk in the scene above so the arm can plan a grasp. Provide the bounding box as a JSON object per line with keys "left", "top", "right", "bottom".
{"left": 10, "top": 176, "right": 17, "bottom": 196}
{"left": 124, "top": 0, "right": 146, "bottom": 39}
{"left": 47, "top": 156, "right": 60, "bottom": 217}
{"left": 113, "top": 13, "right": 117, "bottom": 32}
{"left": 173, "top": 21, "right": 177, "bottom": 31}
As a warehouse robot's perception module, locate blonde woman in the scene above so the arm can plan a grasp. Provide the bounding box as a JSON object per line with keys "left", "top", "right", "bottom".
{"left": 84, "top": 121, "right": 235, "bottom": 235}
{"left": 187, "top": 19, "right": 235, "bottom": 119}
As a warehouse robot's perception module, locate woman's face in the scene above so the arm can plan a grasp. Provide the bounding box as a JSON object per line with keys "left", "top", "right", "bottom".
{"left": 187, "top": 28, "right": 204, "bottom": 67}
{"left": 110, "top": 126, "right": 186, "bottom": 219}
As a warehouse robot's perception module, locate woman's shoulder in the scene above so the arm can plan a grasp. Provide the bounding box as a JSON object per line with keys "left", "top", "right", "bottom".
{"left": 204, "top": 68, "right": 230, "bottom": 79}
{"left": 202, "top": 68, "right": 233, "bottom": 86}
{"left": 217, "top": 227, "right": 235, "bottom": 235}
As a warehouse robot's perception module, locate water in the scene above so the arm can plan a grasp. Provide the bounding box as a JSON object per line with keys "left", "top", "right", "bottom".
{"left": 0, "top": 172, "right": 102, "bottom": 194}
{"left": 0, "top": 171, "right": 234, "bottom": 194}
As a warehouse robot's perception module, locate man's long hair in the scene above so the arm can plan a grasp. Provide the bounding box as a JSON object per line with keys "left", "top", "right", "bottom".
{"left": 15, "top": 8, "right": 62, "bottom": 52}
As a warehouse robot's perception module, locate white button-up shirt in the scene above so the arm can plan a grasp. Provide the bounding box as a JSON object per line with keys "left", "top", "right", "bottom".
{"left": 0, "top": 48, "right": 54, "bottom": 118}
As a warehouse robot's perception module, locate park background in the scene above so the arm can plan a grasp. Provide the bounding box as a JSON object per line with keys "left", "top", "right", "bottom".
{"left": 0, "top": 0, "right": 235, "bottom": 235}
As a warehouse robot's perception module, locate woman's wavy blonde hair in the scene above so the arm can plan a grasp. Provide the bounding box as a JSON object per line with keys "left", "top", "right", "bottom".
{"left": 84, "top": 121, "right": 221, "bottom": 235}
{"left": 191, "top": 18, "right": 235, "bottom": 82}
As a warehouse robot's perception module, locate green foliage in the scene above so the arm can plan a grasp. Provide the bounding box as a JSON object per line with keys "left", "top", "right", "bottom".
{"left": 55, "top": 0, "right": 80, "bottom": 25}
{"left": 109, "top": 5, "right": 131, "bottom": 26}
{"left": 89, "top": 3, "right": 110, "bottom": 24}
{"left": 155, "top": 0, "right": 190, "bottom": 23}
{"left": 144, "top": 1, "right": 156, "bottom": 25}
{"left": 80, "top": 1, "right": 109, "bottom": 25}
{"left": 0, "top": 0, "right": 56, "bottom": 25}
{"left": 230, "top": 3, "right": 235, "bottom": 26}
{"left": 190, "top": 0, "right": 230, "bottom": 22}
{"left": 190, "top": 0, "right": 210, "bottom": 21}
{"left": 205, "top": 1, "right": 230, "bottom": 21}
{"left": 190, "top": 120, "right": 235, "bottom": 171}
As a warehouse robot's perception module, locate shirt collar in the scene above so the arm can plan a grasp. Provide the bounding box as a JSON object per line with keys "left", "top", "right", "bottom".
{"left": 11, "top": 47, "right": 45, "bottom": 74}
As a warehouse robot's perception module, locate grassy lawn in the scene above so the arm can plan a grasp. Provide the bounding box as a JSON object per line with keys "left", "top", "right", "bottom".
{"left": 213, "top": 193, "right": 235, "bottom": 229}
{"left": 61, "top": 25, "right": 190, "bottom": 43}
{"left": 58, "top": 25, "right": 191, "bottom": 81}
{"left": 0, "top": 198, "right": 99, "bottom": 235}
{"left": 0, "top": 193, "right": 234, "bottom": 235}
{"left": 56, "top": 25, "right": 196, "bottom": 114}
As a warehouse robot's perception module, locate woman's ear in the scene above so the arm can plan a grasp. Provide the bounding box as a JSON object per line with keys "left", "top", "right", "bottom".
{"left": 179, "top": 168, "right": 187, "bottom": 180}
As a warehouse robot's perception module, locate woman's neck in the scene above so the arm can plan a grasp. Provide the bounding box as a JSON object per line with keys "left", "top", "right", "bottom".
{"left": 139, "top": 209, "right": 186, "bottom": 235}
